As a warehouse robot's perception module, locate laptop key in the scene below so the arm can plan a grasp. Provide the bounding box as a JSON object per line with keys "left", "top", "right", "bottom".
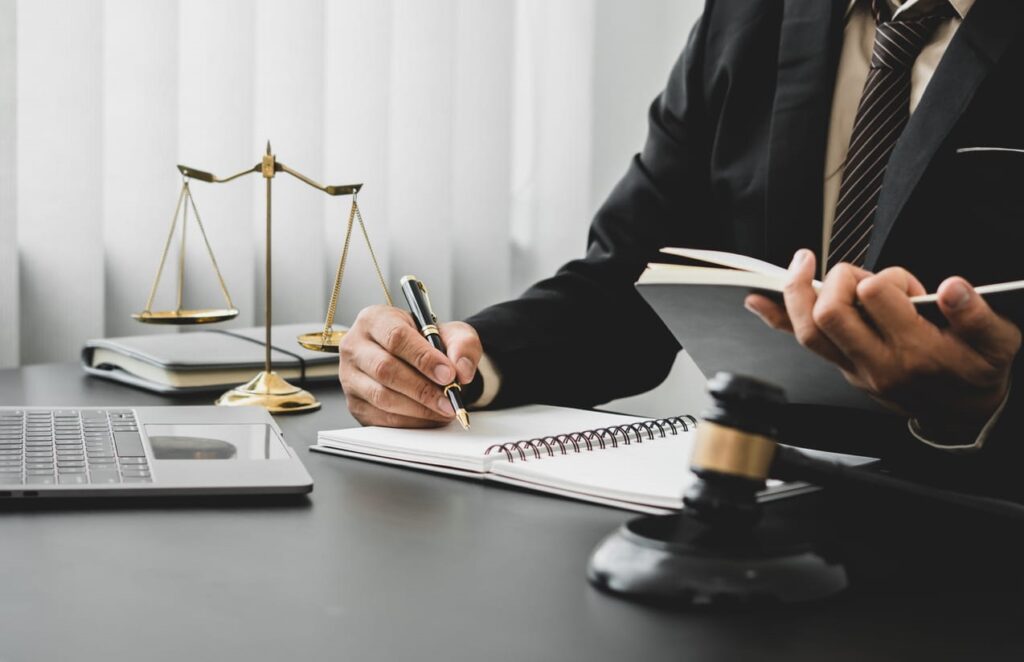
{"left": 58, "top": 474, "right": 87, "bottom": 485}
{"left": 122, "top": 476, "right": 152, "bottom": 483}
{"left": 113, "top": 431, "right": 145, "bottom": 457}
{"left": 88, "top": 470, "right": 120, "bottom": 484}
{"left": 25, "top": 475, "right": 56, "bottom": 485}
{"left": 0, "top": 474, "right": 23, "bottom": 484}
{"left": 119, "top": 457, "right": 148, "bottom": 465}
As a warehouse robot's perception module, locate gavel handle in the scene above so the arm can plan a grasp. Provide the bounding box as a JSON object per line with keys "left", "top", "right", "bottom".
{"left": 771, "top": 446, "right": 1024, "bottom": 522}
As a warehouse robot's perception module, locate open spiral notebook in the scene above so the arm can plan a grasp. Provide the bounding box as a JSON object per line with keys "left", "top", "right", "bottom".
{"left": 312, "top": 405, "right": 828, "bottom": 514}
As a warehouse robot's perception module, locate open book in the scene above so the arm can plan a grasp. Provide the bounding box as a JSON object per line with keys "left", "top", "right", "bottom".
{"left": 637, "top": 248, "right": 1024, "bottom": 410}
{"left": 312, "top": 405, "right": 824, "bottom": 514}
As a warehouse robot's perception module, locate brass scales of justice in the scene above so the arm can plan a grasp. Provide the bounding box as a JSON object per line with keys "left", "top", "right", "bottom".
{"left": 132, "top": 142, "right": 392, "bottom": 414}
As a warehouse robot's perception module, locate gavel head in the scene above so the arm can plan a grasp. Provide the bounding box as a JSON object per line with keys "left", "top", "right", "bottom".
{"left": 683, "top": 372, "right": 786, "bottom": 528}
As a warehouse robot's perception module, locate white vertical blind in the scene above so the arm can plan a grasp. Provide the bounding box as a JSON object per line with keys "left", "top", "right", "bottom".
{"left": 253, "top": 0, "right": 327, "bottom": 326}
{"left": 510, "top": 0, "right": 595, "bottom": 295}
{"left": 103, "top": 0, "right": 180, "bottom": 340}
{"left": 2, "top": 0, "right": 702, "bottom": 402}
{"left": 17, "top": 0, "right": 105, "bottom": 365}
{"left": 451, "top": 0, "right": 514, "bottom": 319}
{"left": 323, "top": 0, "right": 395, "bottom": 326}
{"left": 0, "top": 0, "right": 16, "bottom": 368}
{"left": 386, "top": 0, "right": 457, "bottom": 321}
{"left": 177, "top": 0, "right": 256, "bottom": 332}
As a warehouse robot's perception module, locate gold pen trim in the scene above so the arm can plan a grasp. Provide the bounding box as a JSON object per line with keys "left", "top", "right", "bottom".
{"left": 421, "top": 324, "right": 440, "bottom": 337}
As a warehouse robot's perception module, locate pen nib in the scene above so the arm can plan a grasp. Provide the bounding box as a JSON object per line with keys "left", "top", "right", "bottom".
{"left": 455, "top": 409, "right": 471, "bottom": 431}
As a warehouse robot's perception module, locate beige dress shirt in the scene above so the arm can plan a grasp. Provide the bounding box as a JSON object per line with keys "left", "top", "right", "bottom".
{"left": 476, "top": 0, "right": 1003, "bottom": 450}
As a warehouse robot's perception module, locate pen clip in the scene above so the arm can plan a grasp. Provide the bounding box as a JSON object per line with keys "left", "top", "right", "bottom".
{"left": 416, "top": 280, "right": 438, "bottom": 324}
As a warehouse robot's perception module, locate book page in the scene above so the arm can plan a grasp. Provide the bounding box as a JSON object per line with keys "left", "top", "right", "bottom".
{"left": 490, "top": 435, "right": 696, "bottom": 509}
{"left": 659, "top": 247, "right": 792, "bottom": 277}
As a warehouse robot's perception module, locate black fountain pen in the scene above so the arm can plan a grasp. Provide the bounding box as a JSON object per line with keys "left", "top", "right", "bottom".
{"left": 400, "top": 275, "right": 470, "bottom": 430}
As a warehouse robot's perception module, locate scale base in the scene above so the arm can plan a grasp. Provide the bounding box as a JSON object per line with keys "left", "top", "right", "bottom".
{"left": 215, "top": 371, "right": 321, "bottom": 414}
{"left": 587, "top": 511, "right": 846, "bottom": 608}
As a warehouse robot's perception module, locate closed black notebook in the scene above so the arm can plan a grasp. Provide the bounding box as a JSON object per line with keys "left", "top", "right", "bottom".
{"left": 82, "top": 322, "right": 340, "bottom": 394}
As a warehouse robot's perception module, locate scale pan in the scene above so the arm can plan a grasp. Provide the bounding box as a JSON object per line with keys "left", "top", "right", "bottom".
{"left": 132, "top": 308, "right": 240, "bottom": 325}
{"left": 297, "top": 330, "right": 347, "bottom": 353}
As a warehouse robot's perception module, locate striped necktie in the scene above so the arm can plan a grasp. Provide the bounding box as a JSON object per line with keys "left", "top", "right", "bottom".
{"left": 826, "top": 0, "right": 953, "bottom": 271}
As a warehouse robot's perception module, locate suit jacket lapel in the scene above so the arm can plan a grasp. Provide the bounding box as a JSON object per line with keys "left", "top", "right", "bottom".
{"left": 764, "top": 0, "right": 847, "bottom": 267}
{"left": 865, "top": 0, "right": 1024, "bottom": 269}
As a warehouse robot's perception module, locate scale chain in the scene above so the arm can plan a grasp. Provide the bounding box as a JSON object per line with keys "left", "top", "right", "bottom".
{"left": 143, "top": 182, "right": 188, "bottom": 313}
{"left": 185, "top": 184, "right": 236, "bottom": 310}
{"left": 353, "top": 199, "right": 393, "bottom": 307}
{"left": 322, "top": 200, "right": 358, "bottom": 339}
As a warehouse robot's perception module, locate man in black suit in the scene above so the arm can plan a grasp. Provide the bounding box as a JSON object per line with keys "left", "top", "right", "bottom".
{"left": 338, "top": 0, "right": 1024, "bottom": 478}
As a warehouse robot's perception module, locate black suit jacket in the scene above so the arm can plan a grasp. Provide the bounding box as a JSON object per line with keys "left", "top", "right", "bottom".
{"left": 465, "top": 0, "right": 1024, "bottom": 486}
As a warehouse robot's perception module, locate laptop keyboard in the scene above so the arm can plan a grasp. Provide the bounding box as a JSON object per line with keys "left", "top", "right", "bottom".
{"left": 0, "top": 409, "right": 152, "bottom": 486}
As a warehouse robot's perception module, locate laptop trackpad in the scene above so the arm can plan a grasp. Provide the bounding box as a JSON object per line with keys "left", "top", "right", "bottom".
{"left": 144, "top": 424, "right": 289, "bottom": 460}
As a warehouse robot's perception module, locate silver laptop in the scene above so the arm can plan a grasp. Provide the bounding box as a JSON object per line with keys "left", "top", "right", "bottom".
{"left": 0, "top": 405, "right": 313, "bottom": 498}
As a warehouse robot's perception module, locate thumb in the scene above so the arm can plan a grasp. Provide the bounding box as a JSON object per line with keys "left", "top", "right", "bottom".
{"left": 440, "top": 321, "right": 483, "bottom": 384}
{"left": 938, "top": 277, "right": 1022, "bottom": 363}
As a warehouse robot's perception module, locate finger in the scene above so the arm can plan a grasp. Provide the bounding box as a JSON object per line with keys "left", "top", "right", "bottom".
{"left": 365, "top": 310, "right": 456, "bottom": 385}
{"left": 811, "top": 263, "right": 882, "bottom": 369}
{"left": 822, "top": 263, "right": 873, "bottom": 281}
{"left": 877, "top": 266, "right": 927, "bottom": 298}
{"left": 440, "top": 322, "right": 483, "bottom": 384}
{"left": 744, "top": 294, "right": 793, "bottom": 332}
{"left": 352, "top": 343, "right": 454, "bottom": 417}
{"left": 346, "top": 394, "right": 450, "bottom": 429}
{"left": 937, "top": 277, "right": 1022, "bottom": 366}
{"left": 346, "top": 367, "right": 453, "bottom": 422}
{"left": 783, "top": 249, "right": 852, "bottom": 369}
{"left": 855, "top": 268, "right": 926, "bottom": 342}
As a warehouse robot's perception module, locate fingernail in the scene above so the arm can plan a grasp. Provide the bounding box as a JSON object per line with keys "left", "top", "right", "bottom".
{"left": 434, "top": 365, "right": 453, "bottom": 384}
{"left": 457, "top": 357, "right": 474, "bottom": 379}
{"left": 744, "top": 299, "right": 762, "bottom": 317}
{"left": 437, "top": 397, "right": 454, "bottom": 416}
{"left": 945, "top": 281, "right": 971, "bottom": 310}
{"left": 789, "top": 250, "right": 807, "bottom": 270}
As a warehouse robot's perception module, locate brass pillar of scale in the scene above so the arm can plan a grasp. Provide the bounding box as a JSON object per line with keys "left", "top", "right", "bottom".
{"left": 134, "top": 142, "right": 392, "bottom": 414}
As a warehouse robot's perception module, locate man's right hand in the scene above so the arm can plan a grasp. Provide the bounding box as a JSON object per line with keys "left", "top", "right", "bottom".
{"left": 338, "top": 305, "right": 483, "bottom": 428}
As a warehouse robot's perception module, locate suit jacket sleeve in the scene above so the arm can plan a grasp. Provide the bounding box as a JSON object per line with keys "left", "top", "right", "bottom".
{"left": 464, "top": 13, "right": 720, "bottom": 409}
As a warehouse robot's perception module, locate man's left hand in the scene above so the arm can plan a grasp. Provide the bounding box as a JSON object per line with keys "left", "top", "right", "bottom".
{"left": 744, "top": 249, "right": 1021, "bottom": 440}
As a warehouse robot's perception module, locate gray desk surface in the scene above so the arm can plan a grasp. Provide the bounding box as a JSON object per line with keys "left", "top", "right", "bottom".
{"left": 0, "top": 363, "right": 1022, "bottom": 662}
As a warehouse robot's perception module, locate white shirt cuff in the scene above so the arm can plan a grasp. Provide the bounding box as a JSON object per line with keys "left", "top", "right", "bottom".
{"left": 908, "top": 382, "right": 1012, "bottom": 453}
{"left": 471, "top": 352, "right": 502, "bottom": 408}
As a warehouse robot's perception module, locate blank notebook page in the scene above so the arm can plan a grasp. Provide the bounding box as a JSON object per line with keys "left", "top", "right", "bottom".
{"left": 490, "top": 433, "right": 698, "bottom": 510}
{"left": 315, "top": 405, "right": 654, "bottom": 472}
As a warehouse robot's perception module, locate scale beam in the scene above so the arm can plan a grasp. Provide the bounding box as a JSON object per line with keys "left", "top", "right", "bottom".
{"left": 177, "top": 164, "right": 260, "bottom": 184}
{"left": 176, "top": 162, "right": 362, "bottom": 198}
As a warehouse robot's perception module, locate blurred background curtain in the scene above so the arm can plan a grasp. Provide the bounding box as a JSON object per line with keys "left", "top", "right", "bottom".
{"left": 0, "top": 0, "right": 705, "bottom": 413}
